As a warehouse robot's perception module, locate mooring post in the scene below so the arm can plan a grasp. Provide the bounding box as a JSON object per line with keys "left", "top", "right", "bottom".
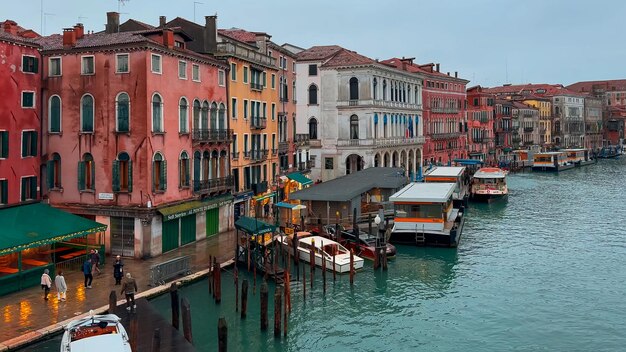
{"left": 333, "top": 251, "right": 336, "bottom": 282}
{"left": 170, "top": 283, "right": 180, "bottom": 330}
{"left": 215, "top": 262, "right": 222, "bottom": 303}
{"left": 293, "top": 232, "right": 300, "bottom": 281}
{"left": 285, "top": 270, "right": 291, "bottom": 313}
{"left": 302, "top": 262, "right": 306, "bottom": 300}
{"left": 129, "top": 311, "right": 138, "bottom": 352}
{"left": 382, "top": 247, "right": 388, "bottom": 271}
{"left": 108, "top": 290, "right": 117, "bottom": 315}
{"left": 321, "top": 241, "right": 327, "bottom": 295}
{"left": 274, "top": 288, "right": 282, "bottom": 338}
{"left": 151, "top": 328, "right": 161, "bottom": 352}
{"left": 218, "top": 317, "right": 227, "bottom": 352}
{"left": 241, "top": 279, "right": 249, "bottom": 319}
{"left": 181, "top": 297, "right": 193, "bottom": 344}
{"left": 349, "top": 249, "right": 355, "bottom": 286}
{"left": 260, "top": 281, "right": 268, "bottom": 330}
{"left": 309, "top": 239, "right": 315, "bottom": 290}
{"left": 283, "top": 282, "right": 288, "bottom": 337}
{"left": 234, "top": 266, "right": 239, "bottom": 312}
{"left": 209, "top": 255, "right": 213, "bottom": 295}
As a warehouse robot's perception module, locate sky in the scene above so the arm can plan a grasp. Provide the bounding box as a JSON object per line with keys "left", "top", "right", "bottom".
{"left": 5, "top": 0, "right": 626, "bottom": 87}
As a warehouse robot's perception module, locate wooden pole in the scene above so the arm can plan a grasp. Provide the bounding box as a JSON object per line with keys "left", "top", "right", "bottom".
{"left": 209, "top": 255, "right": 213, "bottom": 295}
{"left": 253, "top": 258, "right": 257, "bottom": 295}
{"left": 260, "top": 281, "right": 268, "bottom": 330}
{"left": 129, "top": 310, "right": 138, "bottom": 352}
{"left": 215, "top": 261, "right": 222, "bottom": 303}
{"left": 283, "top": 281, "right": 288, "bottom": 337}
{"left": 247, "top": 236, "right": 251, "bottom": 272}
{"left": 374, "top": 244, "right": 380, "bottom": 270}
{"left": 321, "top": 241, "right": 326, "bottom": 295}
{"left": 349, "top": 249, "right": 355, "bottom": 286}
{"left": 241, "top": 279, "right": 249, "bottom": 319}
{"left": 333, "top": 250, "right": 336, "bottom": 282}
{"left": 274, "top": 288, "right": 282, "bottom": 338}
{"left": 108, "top": 290, "right": 117, "bottom": 315}
{"left": 181, "top": 297, "right": 193, "bottom": 344}
{"left": 293, "top": 233, "right": 299, "bottom": 281}
{"left": 302, "top": 262, "right": 306, "bottom": 300}
{"left": 285, "top": 270, "right": 291, "bottom": 313}
{"left": 309, "top": 239, "right": 315, "bottom": 289}
{"left": 170, "top": 283, "right": 180, "bottom": 330}
{"left": 151, "top": 328, "right": 161, "bottom": 352}
{"left": 234, "top": 266, "right": 239, "bottom": 312}
{"left": 218, "top": 317, "right": 227, "bottom": 352}
{"left": 382, "top": 247, "right": 388, "bottom": 271}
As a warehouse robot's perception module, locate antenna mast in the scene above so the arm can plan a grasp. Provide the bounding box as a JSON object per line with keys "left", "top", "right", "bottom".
{"left": 118, "top": 0, "right": 130, "bottom": 13}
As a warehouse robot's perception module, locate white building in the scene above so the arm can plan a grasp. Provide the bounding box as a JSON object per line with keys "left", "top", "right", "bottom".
{"left": 552, "top": 92, "right": 585, "bottom": 148}
{"left": 295, "top": 46, "right": 424, "bottom": 181}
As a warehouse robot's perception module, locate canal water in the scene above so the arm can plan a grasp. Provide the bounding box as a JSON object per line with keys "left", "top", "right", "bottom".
{"left": 21, "top": 158, "right": 626, "bottom": 351}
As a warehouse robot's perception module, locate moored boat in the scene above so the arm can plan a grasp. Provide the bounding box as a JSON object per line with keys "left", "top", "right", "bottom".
{"left": 471, "top": 167, "right": 508, "bottom": 202}
{"left": 532, "top": 151, "right": 575, "bottom": 172}
{"left": 423, "top": 166, "right": 470, "bottom": 207}
{"left": 61, "top": 313, "right": 131, "bottom": 352}
{"left": 276, "top": 233, "right": 364, "bottom": 273}
{"left": 322, "top": 225, "right": 397, "bottom": 261}
{"left": 563, "top": 148, "right": 597, "bottom": 166}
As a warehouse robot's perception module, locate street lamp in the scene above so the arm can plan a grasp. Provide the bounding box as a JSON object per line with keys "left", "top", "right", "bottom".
{"left": 374, "top": 214, "right": 382, "bottom": 259}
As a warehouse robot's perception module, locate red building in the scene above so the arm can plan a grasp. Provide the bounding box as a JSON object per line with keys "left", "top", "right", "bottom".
{"left": 466, "top": 86, "right": 496, "bottom": 164}
{"left": 39, "top": 13, "right": 232, "bottom": 258}
{"left": 0, "top": 21, "right": 41, "bottom": 206}
{"left": 494, "top": 99, "right": 514, "bottom": 162}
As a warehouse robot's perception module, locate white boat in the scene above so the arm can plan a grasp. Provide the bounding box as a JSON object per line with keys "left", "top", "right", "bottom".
{"left": 277, "top": 233, "right": 364, "bottom": 273}
{"left": 61, "top": 313, "right": 131, "bottom": 352}
{"left": 532, "top": 151, "right": 575, "bottom": 172}
{"left": 423, "top": 166, "right": 469, "bottom": 207}
{"left": 471, "top": 167, "right": 508, "bottom": 202}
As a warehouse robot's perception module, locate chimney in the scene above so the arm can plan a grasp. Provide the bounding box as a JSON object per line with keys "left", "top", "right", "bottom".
{"left": 3, "top": 20, "right": 18, "bottom": 35}
{"left": 399, "top": 57, "right": 414, "bottom": 71}
{"left": 454, "top": 71, "right": 458, "bottom": 78}
{"left": 105, "top": 12, "right": 120, "bottom": 34}
{"left": 159, "top": 16, "right": 166, "bottom": 28}
{"left": 255, "top": 33, "right": 269, "bottom": 54}
{"left": 436, "top": 63, "right": 440, "bottom": 72}
{"left": 447, "top": 72, "right": 450, "bottom": 76}
{"left": 74, "top": 23, "right": 84, "bottom": 39}
{"left": 162, "top": 28, "right": 174, "bottom": 49}
{"left": 203, "top": 15, "right": 217, "bottom": 54}
{"left": 63, "top": 28, "right": 76, "bottom": 47}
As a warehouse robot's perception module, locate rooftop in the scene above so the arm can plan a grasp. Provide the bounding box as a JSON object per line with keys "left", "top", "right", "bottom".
{"left": 296, "top": 45, "right": 343, "bottom": 61}
{"left": 566, "top": 79, "right": 626, "bottom": 93}
{"left": 389, "top": 182, "right": 455, "bottom": 203}
{"left": 424, "top": 166, "right": 466, "bottom": 178}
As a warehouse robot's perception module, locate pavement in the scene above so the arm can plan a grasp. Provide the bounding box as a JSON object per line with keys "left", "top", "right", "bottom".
{"left": 0, "top": 230, "right": 237, "bottom": 344}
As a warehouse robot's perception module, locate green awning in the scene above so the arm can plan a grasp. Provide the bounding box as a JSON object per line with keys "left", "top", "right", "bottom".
{"left": 235, "top": 216, "right": 276, "bottom": 235}
{"left": 286, "top": 172, "right": 313, "bottom": 186}
{"left": 159, "top": 194, "right": 234, "bottom": 221}
{"left": 253, "top": 192, "right": 276, "bottom": 201}
{"left": 0, "top": 203, "right": 107, "bottom": 256}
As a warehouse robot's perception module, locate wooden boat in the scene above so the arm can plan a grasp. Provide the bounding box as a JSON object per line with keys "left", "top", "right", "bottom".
{"left": 471, "top": 167, "right": 508, "bottom": 202}
{"left": 276, "top": 233, "right": 364, "bottom": 273}
{"left": 322, "top": 225, "right": 397, "bottom": 261}
{"left": 389, "top": 182, "right": 465, "bottom": 247}
{"left": 532, "top": 152, "right": 575, "bottom": 172}
{"left": 423, "top": 166, "right": 469, "bottom": 207}
{"left": 61, "top": 313, "right": 131, "bottom": 352}
{"left": 563, "top": 148, "right": 597, "bottom": 166}
{"left": 598, "top": 145, "right": 623, "bottom": 159}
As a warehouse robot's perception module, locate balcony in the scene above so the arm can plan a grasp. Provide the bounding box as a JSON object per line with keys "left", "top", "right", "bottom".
{"left": 193, "top": 176, "right": 234, "bottom": 194}
{"left": 250, "top": 117, "right": 267, "bottom": 129}
{"left": 523, "top": 127, "right": 534, "bottom": 132}
{"left": 297, "top": 160, "right": 314, "bottom": 172}
{"left": 430, "top": 132, "right": 461, "bottom": 140}
{"left": 271, "top": 148, "right": 278, "bottom": 155}
{"left": 250, "top": 149, "right": 268, "bottom": 162}
{"left": 295, "top": 134, "right": 310, "bottom": 146}
{"left": 431, "top": 107, "right": 459, "bottom": 114}
{"left": 278, "top": 141, "right": 290, "bottom": 153}
{"left": 337, "top": 136, "right": 425, "bottom": 148}
{"left": 280, "top": 97, "right": 289, "bottom": 103}
{"left": 337, "top": 99, "right": 422, "bottom": 111}
{"left": 232, "top": 151, "right": 240, "bottom": 160}
{"left": 192, "top": 129, "right": 233, "bottom": 143}
{"left": 349, "top": 100, "right": 358, "bottom": 106}
{"left": 243, "top": 151, "right": 251, "bottom": 159}
{"left": 215, "top": 42, "right": 274, "bottom": 67}
{"left": 251, "top": 82, "right": 264, "bottom": 91}
{"left": 479, "top": 117, "right": 490, "bottom": 123}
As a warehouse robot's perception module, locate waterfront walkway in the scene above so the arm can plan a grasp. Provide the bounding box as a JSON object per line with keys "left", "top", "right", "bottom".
{"left": 0, "top": 231, "right": 236, "bottom": 345}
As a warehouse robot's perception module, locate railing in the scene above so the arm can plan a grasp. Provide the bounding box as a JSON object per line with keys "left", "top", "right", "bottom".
{"left": 295, "top": 134, "right": 310, "bottom": 146}
{"left": 250, "top": 149, "right": 269, "bottom": 161}
{"left": 297, "top": 160, "right": 315, "bottom": 171}
{"left": 523, "top": 127, "right": 534, "bottom": 132}
{"left": 215, "top": 42, "right": 275, "bottom": 67}
{"left": 193, "top": 176, "right": 234, "bottom": 194}
{"left": 192, "top": 129, "right": 233, "bottom": 143}
{"left": 232, "top": 151, "right": 240, "bottom": 160}
{"left": 431, "top": 107, "right": 459, "bottom": 114}
{"left": 431, "top": 132, "right": 461, "bottom": 140}
{"left": 244, "top": 151, "right": 251, "bottom": 158}
{"left": 272, "top": 148, "right": 278, "bottom": 155}
{"left": 250, "top": 117, "right": 267, "bottom": 129}
{"left": 337, "top": 99, "right": 422, "bottom": 110}
{"left": 337, "top": 136, "right": 425, "bottom": 147}
{"left": 479, "top": 117, "right": 490, "bottom": 123}
{"left": 149, "top": 255, "right": 191, "bottom": 286}
{"left": 251, "top": 82, "right": 264, "bottom": 91}
{"left": 349, "top": 100, "right": 358, "bottom": 106}
{"left": 309, "top": 139, "right": 322, "bottom": 147}
{"left": 278, "top": 141, "right": 290, "bottom": 153}
{"left": 337, "top": 139, "right": 375, "bottom": 147}
{"left": 280, "top": 97, "right": 289, "bottom": 102}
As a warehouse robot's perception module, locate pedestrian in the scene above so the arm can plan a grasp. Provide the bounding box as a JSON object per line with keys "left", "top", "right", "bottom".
{"left": 83, "top": 258, "right": 93, "bottom": 288}
{"left": 264, "top": 202, "right": 270, "bottom": 218}
{"left": 41, "top": 269, "right": 52, "bottom": 301}
{"left": 55, "top": 271, "right": 67, "bottom": 301}
{"left": 91, "top": 249, "right": 101, "bottom": 274}
{"left": 113, "top": 255, "right": 124, "bottom": 285}
{"left": 120, "top": 272, "right": 138, "bottom": 311}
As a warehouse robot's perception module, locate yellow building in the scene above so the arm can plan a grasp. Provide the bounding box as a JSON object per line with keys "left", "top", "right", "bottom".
{"left": 523, "top": 98, "right": 552, "bottom": 146}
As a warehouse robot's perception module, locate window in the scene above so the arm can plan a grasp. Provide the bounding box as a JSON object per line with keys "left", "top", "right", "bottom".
{"left": 350, "top": 115, "right": 359, "bottom": 139}
{"left": 325, "top": 157, "right": 333, "bottom": 170}
{"left": 218, "top": 103, "right": 226, "bottom": 129}
{"left": 179, "top": 98, "right": 189, "bottom": 133}
{"left": 232, "top": 134, "right": 238, "bottom": 154}
{"left": 49, "top": 57, "right": 61, "bottom": 76}
{"left": 22, "top": 55, "right": 38, "bottom": 73}
{"left": 193, "top": 100, "right": 201, "bottom": 130}
{"left": 244, "top": 134, "right": 249, "bottom": 156}
{"left": 179, "top": 151, "right": 190, "bottom": 188}
{"left": 78, "top": 153, "right": 95, "bottom": 191}
{"left": 0, "top": 131, "right": 7, "bottom": 158}
{"left": 116, "top": 93, "right": 130, "bottom": 132}
{"left": 271, "top": 103, "right": 276, "bottom": 121}
{"left": 81, "top": 56, "right": 95, "bottom": 75}
{"left": 231, "top": 98, "right": 237, "bottom": 119}
{"left": 178, "top": 61, "right": 187, "bottom": 79}
{"left": 382, "top": 80, "right": 387, "bottom": 100}
{"left": 116, "top": 54, "right": 129, "bottom": 73}
{"left": 373, "top": 78, "right": 378, "bottom": 100}
{"left": 193, "top": 64, "right": 201, "bottom": 82}
{"left": 0, "top": 179, "right": 7, "bottom": 204}
{"left": 20, "top": 176, "right": 37, "bottom": 201}
{"left": 309, "top": 118, "right": 318, "bottom": 139}
{"left": 152, "top": 93, "right": 163, "bottom": 132}
{"left": 230, "top": 63, "right": 237, "bottom": 81}
{"left": 243, "top": 100, "right": 249, "bottom": 119}
{"left": 293, "top": 62, "right": 296, "bottom": 72}
{"left": 271, "top": 74, "right": 276, "bottom": 89}
{"left": 218, "top": 69, "right": 225, "bottom": 86}
{"left": 308, "top": 64, "right": 317, "bottom": 76}
{"left": 349, "top": 77, "right": 359, "bottom": 100}
{"left": 151, "top": 54, "right": 162, "bottom": 74}
{"left": 262, "top": 102, "right": 267, "bottom": 118}
{"left": 308, "top": 84, "right": 318, "bottom": 105}
{"left": 46, "top": 95, "right": 61, "bottom": 133}
{"left": 21, "top": 130, "right": 37, "bottom": 157}
{"left": 153, "top": 152, "right": 167, "bottom": 191}
{"left": 243, "top": 66, "right": 249, "bottom": 83}
{"left": 81, "top": 94, "right": 94, "bottom": 132}
{"left": 210, "top": 102, "right": 218, "bottom": 129}
{"left": 293, "top": 81, "right": 296, "bottom": 102}
{"left": 112, "top": 152, "right": 132, "bottom": 192}
{"left": 22, "top": 91, "right": 35, "bottom": 108}
{"left": 47, "top": 153, "right": 62, "bottom": 189}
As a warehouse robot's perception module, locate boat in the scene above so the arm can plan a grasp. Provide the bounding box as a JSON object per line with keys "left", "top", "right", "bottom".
{"left": 598, "top": 145, "right": 623, "bottom": 159}
{"left": 531, "top": 151, "right": 575, "bottom": 172}
{"left": 388, "top": 182, "right": 465, "bottom": 247}
{"left": 471, "top": 167, "right": 508, "bottom": 202}
{"left": 322, "top": 224, "right": 397, "bottom": 261}
{"left": 61, "top": 313, "right": 131, "bottom": 352}
{"left": 423, "top": 166, "right": 470, "bottom": 207}
{"left": 276, "top": 233, "right": 364, "bottom": 273}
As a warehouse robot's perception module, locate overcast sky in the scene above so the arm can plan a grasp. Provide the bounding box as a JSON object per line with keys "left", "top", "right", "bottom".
{"left": 6, "top": 0, "right": 626, "bottom": 87}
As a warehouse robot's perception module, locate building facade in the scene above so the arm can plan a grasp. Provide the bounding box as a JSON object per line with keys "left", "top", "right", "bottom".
{"left": 466, "top": 86, "right": 496, "bottom": 163}
{"left": 521, "top": 97, "right": 552, "bottom": 147}
{"left": 511, "top": 102, "right": 540, "bottom": 147}
{"left": 494, "top": 99, "right": 514, "bottom": 162}
{"left": 583, "top": 96, "right": 603, "bottom": 150}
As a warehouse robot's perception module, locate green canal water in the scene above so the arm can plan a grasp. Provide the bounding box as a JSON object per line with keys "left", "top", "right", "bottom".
{"left": 22, "top": 158, "right": 626, "bottom": 351}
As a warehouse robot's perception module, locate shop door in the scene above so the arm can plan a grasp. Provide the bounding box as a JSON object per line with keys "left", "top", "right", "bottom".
{"left": 206, "top": 208, "right": 219, "bottom": 237}
{"left": 162, "top": 219, "right": 180, "bottom": 253}
{"left": 180, "top": 214, "right": 197, "bottom": 246}
{"left": 110, "top": 217, "right": 135, "bottom": 257}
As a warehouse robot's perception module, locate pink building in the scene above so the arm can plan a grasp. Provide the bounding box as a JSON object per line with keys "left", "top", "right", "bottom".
{"left": 39, "top": 13, "right": 232, "bottom": 258}
{"left": 466, "top": 86, "right": 496, "bottom": 164}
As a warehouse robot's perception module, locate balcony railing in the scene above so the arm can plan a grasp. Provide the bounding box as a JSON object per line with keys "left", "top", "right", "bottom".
{"left": 431, "top": 107, "right": 459, "bottom": 114}
{"left": 251, "top": 82, "right": 264, "bottom": 91}
{"left": 193, "top": 176, "right": 234, "bottom": 194}
{"left": 215, "top": 42, "right": 275, "bottom": 67}
{"left": 430, "top": 132, "right": 461, "bottom": 140}
{"left": 280, "top": 97, "right": 289, "bottom": 102}
{"left": 523, "top": 127, "right": 534, "bottom": 132}
{"left": 278, "top": 141, "right": 290, "bottom": 153}
{"left": 244, "top": 151, "right": 251, "bottom": 159}
{"left": 192, "top": 129, "right": 233, "bottom": 143}
{"left": 232, "top": 151, "right": 240, "bottom": 160}
{"left": 250, "top": 149, "right": 269, "bottom": 161}
{"left": 271, "top": 148, "right": 278, "bottom": 155}
{"left": 337, "top": 136, "right": 425, "bottom": 147}
{"left": 295, "top": 134, "right": 310, "bottom": 146}
{"left": 337, "top": 99, "right": 422, "bottom": 110}
{"left": 250, "top": 117, "right": 267, "bottom": 129}
{"left": 349, "top": 100, "right": 358, "bottom": 106}
{"left": 297, "top": 160, "right": 315, "bottom": 171}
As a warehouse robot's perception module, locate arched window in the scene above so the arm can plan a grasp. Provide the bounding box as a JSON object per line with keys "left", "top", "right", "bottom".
{"left": 382, "top": 80, "right": 387, "bottom": 100}
{"left": 80, "top": 95, "right": 94, "bottom": 132}
{"left": 153, "top": 152, "right": 167, "bottom": 191}
{"left": 152, "top": 94, "right": 163, "bottom": 132}
{"left": 78, "top": 153, "right": 95, "bottom": 190}
{"left": 179, "top": 151, "right": 190, "bottom": 187}
{"left": 47, "top": 153, "right": 62, "bottom": 189}
{"left": 113, "top": 152, "right": 132, "bottom": 192}
{"left": 308, "top": 118, "right": 318, "bottom": 139}
{"left": 193, "top": 151, "right": 201, "bottom": 191}
{"left": 349, "top": 77, "right": 359, "bottom": 100}
{"left": 374, "top": 113, "right": 379, "bottom": 139}
{"left": 201, "top": 101, "right": 209, "bottom": 130}
{"left": 193, "top": 99, "right": 201, "bottom": 130}
{"left": 292, "top": 81, "right": 296, "bottom": 102}
{"left": 179, "top": 98, "right": 188, "bottom": 133}
{"left": 49, "top": 96, "right": 62, "bottom": 133}
{"left": 218, "top": 103, "right": 226, "bottom": 130}
{"left": 202, "top": 150, "right": 210, "bottom": 181}
{"left": 210, "top": 102, "right": 218, "bottom": 129}
{"left": 308, "top": 84, "right": 318, "bottom": 105}
{"left": 116, "top": 92, "right": 130, "bottom": 132}
{"left": 350, "top": 115, "right": 359, "bottom": 139}
{"left": 373, "top": 78, "right": 378, "bottom": 100}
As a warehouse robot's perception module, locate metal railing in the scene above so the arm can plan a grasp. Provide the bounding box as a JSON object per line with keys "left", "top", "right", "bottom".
{"left": 250, "top": 149, "right": 269, "bottom": 161}
{"left": 295, "top": 134, "right": 310, "bottom": 145}
{"left": 149, "top": 255, "right": 191, "bottom": 286}
{"left": 431, "top": 132, "right": 461, "bottom": 140}
{"left": 250, "top": 117, "right": 267, "bottom": 129}
{"left": 251, "top": 83, "right": 264, "bottom": 91}
{"left": 192, "top": 129, "right": 233, "bottom": 143}
{"left": 193, "top": 176, "right": 234, "bottom": 193}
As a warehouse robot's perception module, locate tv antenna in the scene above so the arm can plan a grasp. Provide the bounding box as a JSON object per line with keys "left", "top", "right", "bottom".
{"left": 118, "top": 0, "right": 130, "bottom": 13}
{"left": 43, "top": 13, "right": 55, "bottom": 36}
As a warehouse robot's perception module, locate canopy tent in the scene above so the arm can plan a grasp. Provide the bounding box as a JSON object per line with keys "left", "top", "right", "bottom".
{"left": 0, "top": 203, "right": 107, "bottom": 256}
{"left": 234, "top": 216, "right": 276, "bottom": 236}
{"left": 275, "top": 202, "right": 296, "bottom": 209}
{"left": 286, "top": 172, "right": 313, "bottom": 186}
{"left": 453, "top": 159, "right": 484, "bottom": 166}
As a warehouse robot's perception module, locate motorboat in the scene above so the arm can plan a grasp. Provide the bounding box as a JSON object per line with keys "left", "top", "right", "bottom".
{"left": 61, "top": 313, "right": 131, "bottom": 352}
{"left": 323, "top": 224, "right": 396, "bottom": 261}
{"left": 471, "top": 167, "right": 508, "bottom": 202}
{"left": 276, "top": 233, "right": 364, "bottom": 273}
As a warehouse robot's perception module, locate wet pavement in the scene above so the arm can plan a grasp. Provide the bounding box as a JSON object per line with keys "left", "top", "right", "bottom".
{"left": 0, "top": 231, "right": 236, "bottom": 343}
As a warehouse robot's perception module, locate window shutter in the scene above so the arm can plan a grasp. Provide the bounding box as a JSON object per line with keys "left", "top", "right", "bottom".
{"left": 128, "top": 160, "right": 133, "bottom": 193}
{"left": 185, "top": 161, "right": 190, "bottom": 186}
{"left": 77, "top": 161, "right": 85, "bottom": 190}
{"left": 1, "top": 131, "right": 8, "bottom": 158}
{"left": 30, "top": 176, "right": 37, "bottom": 199}
{"left": 161, "top": 160, "right": 167, "bottom": 190}
{"left": 33, "top": 57, "right": 39, "bottom": 73}
{"left": 1, "top": 180, "right": 7, "bottom": 203}
{"left": 152, "top": 161, "right": 156, "bottom": 192}
{"left": 47, "top": 160, "right": 54, "bottom": 189}
{"left": 21, "top": 178, "right": 27, "bottom": 201}
{"left": 31, "top": 132, "right": 37, "bottom": 156}
{"left": 112, "top": 160, "right": 120, "bottom": 192}
{"left": 22, "top": 133, "right": 27, "bottom": 157}
{"left": 90, "top": 159, "right": 96, "bottom": 190}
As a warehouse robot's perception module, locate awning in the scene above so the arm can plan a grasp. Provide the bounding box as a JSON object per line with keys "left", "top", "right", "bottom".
{"left": 275, "top": 202, "right": 296, "bottom": 209}
{"left": 159, "top": 194, "right": 234, "bottom": 221}
{"left": 286, "top": 172, "right": 312, "bottom": 186}
{"left": 253, "top": 192, "right": 276, "bottom": 201}
{"left": 234, "top": 216, "right": 276, "bottom": 235}
{"left": 0, "top": 203, "right": 107, "bottom": 256}
{"left": 453, "top": 159, "right": 484, "bottom": 165}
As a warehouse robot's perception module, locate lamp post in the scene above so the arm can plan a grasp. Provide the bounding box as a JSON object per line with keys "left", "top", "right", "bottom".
{"left": 374, "top": 214, "right": 382, "bottom": 269}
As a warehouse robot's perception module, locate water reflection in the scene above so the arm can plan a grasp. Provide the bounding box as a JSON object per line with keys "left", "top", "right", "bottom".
{"left": 19, "top": 301, "right": 32, "bottom": 328}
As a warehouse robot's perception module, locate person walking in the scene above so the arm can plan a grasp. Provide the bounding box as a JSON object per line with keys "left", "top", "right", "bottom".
{"left": 120, "top": 272, "right": 138, "bottom": 311}
{"left": 91, "top": 249, "right": 101, "bottom": 274}
{"left": 55, "top": 271, "right": 67, "bottom": 301}
{"left": 113, "top": 255, "right": 124, "bottom": 285}
{"left": 83, "top": 258, "right": 93, "bottom": 288}
{"left": 41, "top": 269, "right": 52, "bottom": 301}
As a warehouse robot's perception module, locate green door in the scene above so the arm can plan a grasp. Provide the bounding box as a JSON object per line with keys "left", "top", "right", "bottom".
{"left": 180, "top": 214, "right": 197, "bottom": 246}
{"left": 206, "top": 208, "right": 219, "bottom": 237}
{"left": 162, "top": 219, "right": 180, "bottom": 253}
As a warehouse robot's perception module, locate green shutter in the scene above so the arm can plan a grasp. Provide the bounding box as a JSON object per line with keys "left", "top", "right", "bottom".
{"left": 31, "top": 132, "right": 37, "bottom": 156}
{"left": 33, "top": 57, "right": 39, "bottom": 73}
{"left": 185, "top": 161, "right": 190, "bottom": 186}
{"left": 46, "top": 160, "right": 54, "bottom": 189}
{"left": 22, "top": 132, "right": 27, "bottom": 157}
{"left": 1, "top": 180, "right": 7, "bottom": 204}
{"left": 77, "top": 161, "right": 85, "bottom": 190}
{"left": 128, "top": 160, "right": 133, "bottom": 192}
{"left": 90, "top": 159, "right": 96, "bottom": 190}
{"left": 152, "top": 161, "right": 156, "bottom": 192}
{"left": 112, "top": 160, "right": 120, "bottom": 192}
{"left": 30, "top": 176, "right": 37, "bottom": 199}
{"left": 180, "top": 215, "right": 196, "bottom": 245}
{"left": 161, "top": 160, "right": 167, "bottom": 190}
{"left": 50, "top": 97, "right": 61, "bottom": 132}
{"left": 1, "top": 131, "right": 8, "bottom": 158}
{"left": 21, "top": 178, "right": 27, "bottom": 201}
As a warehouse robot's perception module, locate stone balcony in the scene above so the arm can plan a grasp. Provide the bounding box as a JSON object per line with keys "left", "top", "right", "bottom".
{"left": 337, "top": 136, "right": 425, "bottom": 148}
{"left": 193, "top": 176, "right": 234, "bottom": 194}
{"left": 192, "top": 129, "right": 233, "bottom": 143}
{"left": 337, "top": 99, "right": 422, "bottom": 111}
{"left": 430, "top": 132, "right": 462, "bottom": 140}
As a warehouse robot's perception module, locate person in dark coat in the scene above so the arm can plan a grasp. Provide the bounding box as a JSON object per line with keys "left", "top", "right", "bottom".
{"left": 90, "top": 249, "right": 101, "bottom": 274}
{"left": 113, "top": 255, "right": 124, "bottom": 285}
{"left": 121, "top": 272, "right": 138, "bottom": 311}
{"left": 83, "top": 258, "right": 93, "bottom": 288}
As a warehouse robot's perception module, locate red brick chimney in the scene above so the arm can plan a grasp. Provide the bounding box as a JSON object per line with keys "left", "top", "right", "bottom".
{"left": 63, "top": 28, "right": 76, "bottom": 47}
{"left": 3, "top": 20, "right": 18, "bottom": 35}
{"left": 74, "top": 23, "right": 84, "bottom": 39}
{"left": 162, "top": 28, "right": 174, "bottom": 49}
{"left": 105, "top": 12, "right": 120, "bottom": 34}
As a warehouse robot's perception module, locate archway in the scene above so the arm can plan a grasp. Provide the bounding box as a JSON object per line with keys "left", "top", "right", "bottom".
{"left": 392, "top": 151, "right": 398, "bottom": 167}
{"left": 345, "top": 154, "right": 363, "bottom": 175}
{"left": 374, "top": 153, "right": 380, "bottom": 168}
{"left": 383, "top": 152, "right": 390, "bottom": 167}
